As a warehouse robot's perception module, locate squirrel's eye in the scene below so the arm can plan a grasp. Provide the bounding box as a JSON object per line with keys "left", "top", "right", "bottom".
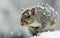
{"left": 27, "top": 16, "right": 30, "bottom": 18}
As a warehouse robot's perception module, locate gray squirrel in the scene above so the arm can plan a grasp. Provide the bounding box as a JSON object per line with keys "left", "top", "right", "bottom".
{"left": 20, "top": 3, "right": 58, "bottom": 36}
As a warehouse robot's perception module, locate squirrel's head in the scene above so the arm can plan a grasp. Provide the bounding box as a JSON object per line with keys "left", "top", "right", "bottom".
{"left": 21, "top": 7, "right": 36, "bottom": 26}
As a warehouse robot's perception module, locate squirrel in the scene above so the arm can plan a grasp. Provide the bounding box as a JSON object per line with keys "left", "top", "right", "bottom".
{"left": 20, "top": 3, "right": 58, "bottom": 36}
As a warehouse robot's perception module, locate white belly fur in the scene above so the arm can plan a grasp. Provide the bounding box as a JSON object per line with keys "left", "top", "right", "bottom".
{"left": 29, "top": 20, "right": 41, "bottom": 27}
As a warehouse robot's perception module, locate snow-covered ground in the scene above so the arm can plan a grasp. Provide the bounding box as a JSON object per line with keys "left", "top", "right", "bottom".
{"left": 31, "top": 31, "right": 60, "bottom": 38}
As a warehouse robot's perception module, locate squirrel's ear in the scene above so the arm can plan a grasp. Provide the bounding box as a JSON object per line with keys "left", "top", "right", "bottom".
{"left": 31, "top": 7, "right": 35, "bottom": 15}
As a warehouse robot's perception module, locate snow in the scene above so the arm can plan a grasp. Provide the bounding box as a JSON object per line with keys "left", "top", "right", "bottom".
{"left": 31, "top": 31, "right": 60, "bottom": 38}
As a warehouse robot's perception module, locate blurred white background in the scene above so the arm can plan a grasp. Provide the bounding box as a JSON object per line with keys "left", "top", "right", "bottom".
{"left": 0, "top": 0, "right": 60, "bottom": 38}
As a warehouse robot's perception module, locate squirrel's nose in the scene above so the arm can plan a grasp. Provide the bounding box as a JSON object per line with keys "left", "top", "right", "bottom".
{"left": 21, "top": 23, "right": 24, "bottom": 25}
{"left": 21, "top": 22, "right": 24, "bottom": 26}
{"left": 21, "top": 22, "right": 27, "bottom": 26}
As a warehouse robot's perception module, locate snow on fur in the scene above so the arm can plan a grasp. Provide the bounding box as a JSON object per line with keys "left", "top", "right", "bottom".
{"left": 31, "top": 31, "right": 60, "bottom": 38}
